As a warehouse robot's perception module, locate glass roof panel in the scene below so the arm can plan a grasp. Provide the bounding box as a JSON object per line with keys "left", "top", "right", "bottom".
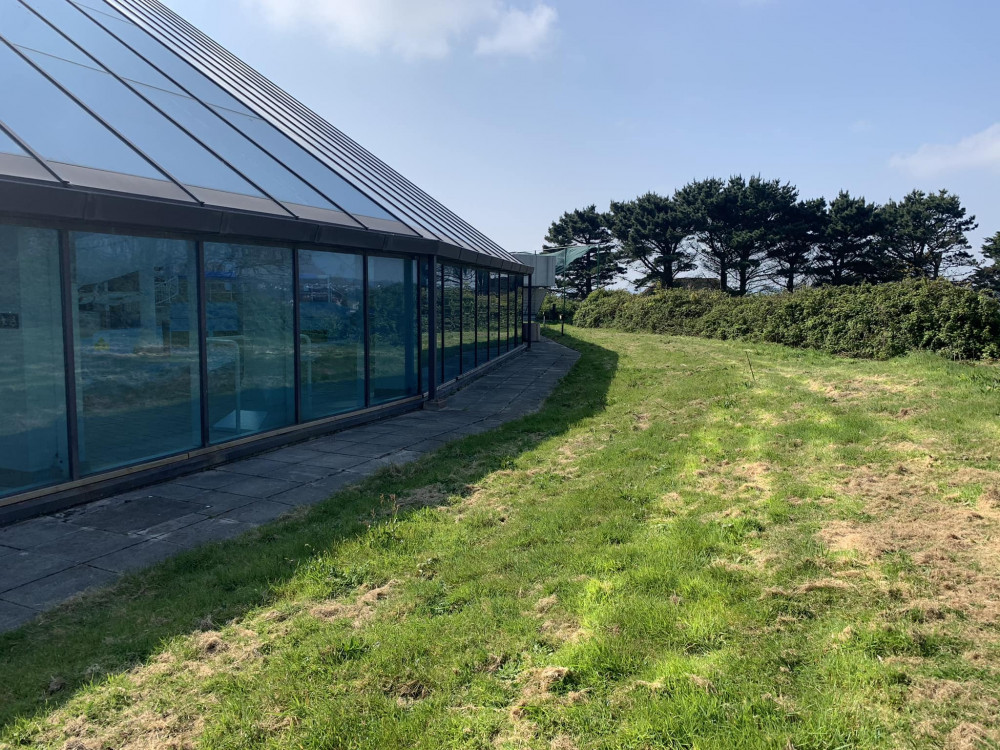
{"left": 210, "top": 106, "right": 397, "bottom": 222}
{"left": 135, "top": 83, "right": 338, "bottom": 211}
{"left": 21, "top": 48, "right": 266, "bottom": 197}
{"left": 0, "top": 43, "right": 165, "bottom": 179}
{"left": 72, "top": 0, "right": 128, "bottom": 21}
{"left": 22, "top": 0, "right": 183, "bottom": 93}
{"left": 0, "top": 128, "right": 28, "bottom": 156}
{"left": 74, "top": 2, "right": 255, "bottom": 116}
{"left": 1, "top": 0, "right": 93, "bottom": 65}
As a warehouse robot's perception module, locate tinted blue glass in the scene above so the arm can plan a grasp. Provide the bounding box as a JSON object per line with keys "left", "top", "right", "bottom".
{"left": 442, "top": 265, "right": 461, "bottom": 382}
{"left": 0, "top": 225, "right": 69, "bottom": 497}
{"left": 211, "top": 106, "right": 397, "bottom": 221}
{"left": 0, "top": 0, "right": 93, "bottom": 65}
{"left": 0, "top": 45, "right": 163, "bottom": 179}
{"left": 298, "top": 249, "right": 365, "bottom": 420}
{"left": 71, "top": 232, "right": 201, "bottom": 474}
{"left": 419, "top": 259, "right": 430, "bottom": 393}
{"left": 23, "top": 0, "right": 184, "bottom": 92}
{"left": 492, "top": 273, "right": 501, "bottom": 358}
{"left": 21, "top": 49, "right": 264, "bottom": 197}
{"left": 73, "top": 0, "right": 128, "bottom": 21}
{"left": 0, "top": 129, "right": 27, "bottom": 156}
{"left": 476, "top": 270, "right": 491, "bottom": 364}
{"left": 499, "top": 275, "right": 510, "bottom": 353}
{"left": 462, "top": 267, "right": 476, "bottom": 372}
{"left": 137, "top": 84, "right": 337, "bottom": 209}
{"left": 368, "top": 257, "right": 418, "bottom": 404}
{"left": 76, "top": 3, "right": 255, "bottom": 115}
{"left": 205, "top": 244, "right": 295, "bottom": 443}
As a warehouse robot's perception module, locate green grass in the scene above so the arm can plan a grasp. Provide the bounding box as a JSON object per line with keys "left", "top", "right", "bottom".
{"left": 3, "top": 327, "right": 1000, "bottom": 749}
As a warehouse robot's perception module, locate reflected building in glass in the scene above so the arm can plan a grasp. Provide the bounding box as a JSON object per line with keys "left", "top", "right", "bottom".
{"left": 0, "top": 0, "right": 530, "bottom": 520}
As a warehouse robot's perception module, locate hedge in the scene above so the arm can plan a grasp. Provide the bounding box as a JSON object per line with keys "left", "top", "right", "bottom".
{"left": 574, "top": 281, "right": 1000, "bottom": 360}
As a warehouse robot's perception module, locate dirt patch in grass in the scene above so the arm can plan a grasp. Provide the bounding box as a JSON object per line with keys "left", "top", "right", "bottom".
{"left": 310, "top": 581, "right": 398, "bottom": 629}
{"left": 821, "top": 464, "right": 1000, "bottom": 626}
{"left": 806, "top": 375, "right": 916, "bottom": 402}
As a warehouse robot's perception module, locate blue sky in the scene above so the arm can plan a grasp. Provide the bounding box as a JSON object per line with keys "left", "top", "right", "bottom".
{"left": 165, "top": 0, "right": 1000, "bottom": 259}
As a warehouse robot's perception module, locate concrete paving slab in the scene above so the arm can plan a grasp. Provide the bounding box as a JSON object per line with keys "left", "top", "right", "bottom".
{"left": 158, "top": 518, "right": 254, "bottom": 549}
{"left": 270, "top": 482, "right": 341, "bottom": 507}
{"left": 179, "top": 492, "right": 257, "bottom": 517}
{"left": 217, "top": 458, "right": 288, "bottom": 477}
{"left": 0, "top": 517, "right": 78, "bottom": 551}
{"left": 1, "top": 551, "right": 77, "bottom": 593}
{"left": 64, "top": 497, "right": 198, "bottom": 535}
{"left": 30, "top": 528, "right": 143, "bottom": 564}
{"left": 146, "top": 482, "right": 206, "bottom": 502}
{"left": 0, "top": 600, "right": 37, "bottom": 631}
{"left": 220, "top": 476, "right": 298, "bottom": 499}
{"left": 172, "top": 470, "right": 242, "bottom": 490}
{"left": 301, "top": 452, "right": 372, "bottom": 470}
{"left": 2, "top": 565, "right": 118, "bottom": 610}
{"left": 91, "top": 540, "right": 183, "bottom": 573}
{"left": 141, "top": 512, "right": 209, "bottom": 538}
{"left": 219, "top": 501, "right": 293, "bottom": 525}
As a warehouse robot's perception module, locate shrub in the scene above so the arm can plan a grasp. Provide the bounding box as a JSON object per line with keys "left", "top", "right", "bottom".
{"left": 538, "top": 293, "right": 581, "bottom": 324}
{"left": 574, "top": 280, "right": 1000, "bottom": 360}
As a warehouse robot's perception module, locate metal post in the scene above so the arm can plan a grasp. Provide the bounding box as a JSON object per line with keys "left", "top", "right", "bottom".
{"left": 427, "top": 256, "right": 438, "bottom": 401}
{"left": 363, "top": 254, "right": 371, "bottom": 408}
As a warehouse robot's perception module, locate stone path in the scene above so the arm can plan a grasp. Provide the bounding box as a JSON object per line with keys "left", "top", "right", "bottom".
{"left": 0, "top": 339, "right": 579, "bottom": 633}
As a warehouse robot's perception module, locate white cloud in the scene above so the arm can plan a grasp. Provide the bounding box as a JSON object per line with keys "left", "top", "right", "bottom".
{"left": 890, "top": 123, "right": 1000, "bottom": 177}
{"left": 246, "top": 0, "right": 557, "bottom": 60}
{"left": 475, "top": 5, "right": 557, "bottom": 57}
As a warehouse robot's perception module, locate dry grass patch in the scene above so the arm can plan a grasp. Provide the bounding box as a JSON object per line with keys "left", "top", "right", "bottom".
{"left": 821, "top": 463, "right": 1000, "bottom": 627}
{"left": 310, "top": 581, "right": 398, "bottom": 629}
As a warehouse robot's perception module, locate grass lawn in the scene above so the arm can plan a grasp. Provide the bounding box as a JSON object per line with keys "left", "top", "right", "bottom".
{"left": 3, "top": 327, "right": 1000, "bottom": 749}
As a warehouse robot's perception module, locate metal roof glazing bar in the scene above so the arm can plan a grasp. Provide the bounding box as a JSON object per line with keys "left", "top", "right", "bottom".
{"left": 0, "top": 117, "right": 67, "bottom": 183}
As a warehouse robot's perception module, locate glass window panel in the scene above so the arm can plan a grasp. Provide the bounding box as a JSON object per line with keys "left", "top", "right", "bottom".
{"left": 71, "top": 232, "right": 200, "bottom": 474}
{"left": 298, "top": 249, "right": 365, "bottom": 420}
{"left": 73, "top": 0, "right": 128, "bottom": 21}
{"left": 21, "top": 49, "right": 264, "bottom": 197}
{"left": 437, "top": 267, "right": 445, "bottom": 383}
{"left": 442, "top": 265, "right": 461, "bottom": 383}
{"left": 368, "top": 256, "right": 418, "bottom": 405}
{"left": 136, "top": 84, "right": 336, "bottom": 209}
{"left": 492, "top": 273, "right": 501, "bottom": 358}
{"left": 23, "top": 0, "right": 185, "bottom": 93}
{"left": 205, "top": 243, "right": 295, "bottom": 443}
{"left": 1, "top": 0, "right": 93, "bottom": 65}
{"left": 513, "top": 277, "right": 521, "bottom": 347}
{"left": 419, "top": 259, "right": 430, "bottom": 393}
{"left": 0, "top": 128, "right": 27, "bottom": 156}
{"left": 0, "top": 226, "right": 69, "bottom": 497}
{"left": 500, "top": 275, "right": 510, "bottom": 352}
{"left": 476, "top": 270, "right": 491, "bottom": 364}
{"left": 462, "top": 268, "right": 476, "bottom": 372}
{"left": 0, "top": 44, "right": 164, "bottom": 180}
{"left": 210, "top": 106, "right": 397, "bottom": 221}
{"left": 75, "top": 3, "right": 256, "bottom": 115}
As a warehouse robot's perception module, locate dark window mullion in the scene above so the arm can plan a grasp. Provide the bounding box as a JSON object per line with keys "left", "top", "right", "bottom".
{"left": 58, "top": 229, "right": 80, "bottom": 480}
{"left": 195, "top": 240, "right": 209, "bottom": 447}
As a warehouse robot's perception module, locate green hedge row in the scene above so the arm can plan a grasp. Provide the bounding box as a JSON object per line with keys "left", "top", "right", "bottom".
{"left": 575, "top": 281, "right": 1000, "bottom": 360}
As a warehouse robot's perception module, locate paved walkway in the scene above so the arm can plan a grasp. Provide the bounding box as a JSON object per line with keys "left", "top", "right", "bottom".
{"left": 0, "top": 339, "right": 579, "bottom": 634}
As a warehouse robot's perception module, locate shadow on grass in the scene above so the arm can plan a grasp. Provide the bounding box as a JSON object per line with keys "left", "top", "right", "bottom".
{"left": 0, "top": 332, "right": 617, "bottom": 730}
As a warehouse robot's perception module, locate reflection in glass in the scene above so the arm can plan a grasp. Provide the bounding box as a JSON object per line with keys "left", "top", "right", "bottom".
{"left": 419, "top": 259, "right": 430, "bottom": 393}
{"left": 462, "top": 268, "right": 477, "bottom": 372}
{"left": 476, "top": 270, "right": 491, "bottom": 365}
{"left": 72, "top": 232, "right": 200, "bottom": 473}
{"left": 368, "top": 257, "right": 418, "bottom": 404}
{"left": 442, "top": 265, "right": 461, "bottom": 382}
{"left": 298, "top": 249, "right": 364, "bottom": 420}
{"left": 0, "top": 226, "right": 68, "bottom": 497}
{"left": 205, "top": 243, "right": 294, "bottom": 443}
{"left": 498, "top": 274, "right": 509, "bottom": 354}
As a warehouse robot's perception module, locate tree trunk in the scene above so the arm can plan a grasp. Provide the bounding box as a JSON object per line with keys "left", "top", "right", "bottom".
{"left": 738, "top": 267, "right": 749, "bottom": 296}
{"left": 786, "top": 273, "right": 795, "bottom": 293}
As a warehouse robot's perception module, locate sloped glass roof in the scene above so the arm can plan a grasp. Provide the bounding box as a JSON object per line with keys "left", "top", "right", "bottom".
{"left": 0, "top": 0, "right": 519, "bottom": 265}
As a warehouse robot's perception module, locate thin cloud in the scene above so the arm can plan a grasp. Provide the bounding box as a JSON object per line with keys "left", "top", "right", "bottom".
{"left": 246, "top": 0, "right": 558, "bottom": 60}
{"left": 476, "top": 5, "right": 558, "bottom": 57}
{"left": 890, "top": 123, "right": 1000, "bottom": 177}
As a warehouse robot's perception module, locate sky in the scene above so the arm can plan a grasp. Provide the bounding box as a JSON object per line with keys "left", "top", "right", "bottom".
{"left": 163, "top": 0, "right": 1000, "bottom": 261}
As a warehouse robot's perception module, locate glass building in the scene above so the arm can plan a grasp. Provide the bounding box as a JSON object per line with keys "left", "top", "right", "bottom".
{"left": 0, "top": 0, "right": 530, "bottom": 520}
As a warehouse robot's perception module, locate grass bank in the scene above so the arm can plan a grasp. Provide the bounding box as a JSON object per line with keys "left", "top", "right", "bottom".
{"left": 3, "top": 327, "right": 1000, "bottom": 749}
